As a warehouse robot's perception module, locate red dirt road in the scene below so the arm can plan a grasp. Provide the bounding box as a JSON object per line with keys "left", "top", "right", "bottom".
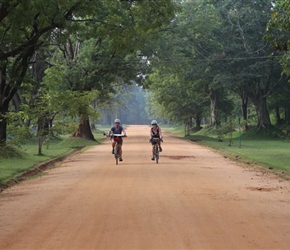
{"left": 0, "top": 125, "right": 290, "bottom": 249}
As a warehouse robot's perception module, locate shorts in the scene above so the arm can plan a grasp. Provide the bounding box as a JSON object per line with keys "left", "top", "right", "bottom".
{"left": 113, "top": 137, "right": 123, "bottom": 145}
{"left": 151, "top": 136, "right": 160, "bottom": 145}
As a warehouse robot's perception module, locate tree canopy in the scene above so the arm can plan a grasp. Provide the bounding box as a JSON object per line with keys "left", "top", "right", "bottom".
{"left": 2, "top": 0, "right": 290, "bottom": 147}
{"left": 0, "top": 0, "right": 178, "bottom": 144}
{"left": 145, "top": 0, "right": 290, "bottom": 132}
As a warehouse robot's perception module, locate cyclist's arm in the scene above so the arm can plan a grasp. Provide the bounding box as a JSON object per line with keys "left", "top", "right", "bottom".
{"left": 118, "top": 126, "right": 126, "bottom": 136}
{"left": 159, "top": 128, "right": 163, "bottom": 138}
{"left": 107, "top": 129, "right": 113, "bottom": 136}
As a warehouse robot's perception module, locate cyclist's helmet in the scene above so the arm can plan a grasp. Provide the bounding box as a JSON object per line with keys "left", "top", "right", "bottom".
{"left": 151, "top": 120, "right": 158, "bottom": 125}
{"left": 114, "top": 118, "right": 121, "bottom": 124}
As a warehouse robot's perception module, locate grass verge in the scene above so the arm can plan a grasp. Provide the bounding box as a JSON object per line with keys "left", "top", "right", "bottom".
{"left": 0, "top": 128, "right": 108, "bottom": 187}
{"left": 163, "top": 126, "right": 290, "bottom": 175}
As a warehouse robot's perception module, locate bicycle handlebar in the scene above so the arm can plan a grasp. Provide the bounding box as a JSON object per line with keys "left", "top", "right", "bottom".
{"left": 112, "top": 134, "right": 126, "bottom": 137}
{"left": 103, "top": 133, "right": 127, "bottom": 138}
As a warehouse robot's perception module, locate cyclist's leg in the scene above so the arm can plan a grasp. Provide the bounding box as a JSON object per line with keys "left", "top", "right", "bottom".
{"left": 158, "top": 141, "right": 162, "bottom": 152}
{"left": 119, "top": 139, "right": 123, "bottom": 160}
{"left": 119, "top": 145, "right": 122, "bottom": 157}
{"left": 112, "top": 141, "right": 116, "bottom": 154}
{"left": 151, "top": 145, "right": 155, "bottom": 160}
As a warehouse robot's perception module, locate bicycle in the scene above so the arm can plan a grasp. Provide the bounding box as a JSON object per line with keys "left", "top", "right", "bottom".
{"left": 105, "top": 133, "right": 127, "bottom": 165}
{"left": 152, "top": 138, "right": 161, "bottom": 164}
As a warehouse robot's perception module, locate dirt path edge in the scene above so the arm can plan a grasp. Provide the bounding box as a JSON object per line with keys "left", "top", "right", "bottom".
{"left": 0, "top": 146, "right": 85, "bottom": 192}
{"left": 163, "top": 131, "right": 290, "bottom": 181}
{"left": 188, "top": 138, "right": 290, "bottom": 181}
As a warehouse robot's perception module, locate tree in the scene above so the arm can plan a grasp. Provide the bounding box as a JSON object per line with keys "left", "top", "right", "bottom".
{"left": 267, "top": 0, "right": 290, "bottom": 75}
{"left": 0, "top": 0, "right": 178, "bottom": 144}
{"left": 144, "top": 0, "right": 232, "bottom": 130}
{"left": 213, "top": 0, "right": 285, "bottom": 129}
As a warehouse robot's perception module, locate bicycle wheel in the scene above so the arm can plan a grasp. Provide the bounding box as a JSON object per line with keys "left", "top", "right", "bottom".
{"left": 115, "top": 143, "right": 119, "bottom": 165}
{"left": 155, "top": 145, "right": 159, "bottom": 164}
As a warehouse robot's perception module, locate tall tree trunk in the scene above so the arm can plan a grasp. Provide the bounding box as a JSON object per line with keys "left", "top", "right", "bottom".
{"left": 241, "top": 95, "right": 249, "bottom": 131}
{"left": 195, "top": 116, "right": 202, "bottom": 129}
{"left": 12, "top": 92, "right": 21, "bottom": 112}
{"left": 184, "top": 117, "right": 190, "bottom": 136}
{"left": 194, "top": 113, "right": 202, "bottom": 131}
{"left": 0, "top": 47, "right": 35, "bottom": 142}
{"left": 253, "top": 97, "right": 271, "bottom": 128}
{"left": 91, "top": 123, "right": 96, "bottom": 130}
{"left": 210, "top": 91, "right": 220, "bottom": 127}
{"left": 0, "top": 64, "right": 9, "bottom": 145}
{"left": 0, "top": 103, "right": 8, "bottom": 145}
{"left": 72, "top": 115, "right": 95, "bottom": 140}
{"left": 37, "top": 115, "right": 49, "bottom": 154}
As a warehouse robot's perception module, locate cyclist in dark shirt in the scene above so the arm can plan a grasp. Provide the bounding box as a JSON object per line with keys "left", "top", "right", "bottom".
{"left": 108, "top": 119, "right": 127, "bottom": 161}
{"left": 150, "top": 120, "right": 163, "bottom": 160}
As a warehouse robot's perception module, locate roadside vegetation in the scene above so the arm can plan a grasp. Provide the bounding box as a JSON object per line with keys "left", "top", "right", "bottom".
{"left": 2, "top": 1, "right": 290, "bottom": 184}
{"left": 0, "top": 128, "right": 108, "bottom": 187}
{"left": 0, "top": 1, "right": 177, "bottom": 186}
{"left": 163, "top": 125, "right": 290, "bottom": 174}
{"left": 146, "top": 0, "right": 290, "bottom": 176}
{"left": 146, "top": 0, "right": 290, "bottom": 138}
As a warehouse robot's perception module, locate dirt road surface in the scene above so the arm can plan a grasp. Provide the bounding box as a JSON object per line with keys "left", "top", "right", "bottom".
{"left": 0, "top": 125, "right": 290, "bottom": 250}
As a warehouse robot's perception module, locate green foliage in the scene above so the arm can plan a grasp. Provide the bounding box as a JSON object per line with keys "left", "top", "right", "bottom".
{"left": 194, "top": 135, "right": 290, "bottom": 173}
{"left": 4, "top": 110, "right": 33, "bottom": 145}
{"left": 267, "top": 0, "right": 290, "bottom": 76}
{"left": 7, "top": 125, "right": 33, "bottom": 146}
{"left": 0, "top": 0, "right": 179, "bottom": 144}
{"left": 0, "top": 146, "right": 22, "bottom": 159}
{"left": 241, "top": 126, "right": 286, "bottom": 140}
{"left": 0, "top": 128, "right": 106, "bottom": 185}
{"left": 212, "top": 119, "right": 236, "bottom": 144}
{"left": 144, "top": 0, "right": 289, "bottom": 130}
{"left": 145, "top": 0, "right": 232, "bottom": 127}
{"left": 165, "top": 125, "right": 290, "bottom": 173}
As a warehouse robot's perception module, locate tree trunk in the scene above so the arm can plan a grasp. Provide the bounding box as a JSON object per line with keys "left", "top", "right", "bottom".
{"left": 37, "top": 115, "right": 49, "bottom": 137}
{"left": 194, "top": 113, "right": 202, "bottom": 131}
{"left": 210, "top": 91, "right": 220, "bottom": 127}
{"left": 253, "top": 97, "right": 271, "bottom": 128}
{"left": 38, "top": 135, "right": 43, "bottom": 155}
{"left": 12, "top": 92, "right": 21, "bottom": 112}
{"left": 72, "top": 115, "right": 95, "bottom": 140}
{"left": 0, "top": 65, "right": 8, "bottom": 145}
{"left": 91, "top": 122, "right": 96, "bottom": 130}
{"left": 37, "top": 115, "right": 49, "bottom": 154}
{"left": 241, "top": 96, "right": 249, "bottom": 131}
{"left": 196, "top": 116, "right": 202, "bottom": 129}
{"left": 0, "top": 103, "right": 8, "bottom": 145}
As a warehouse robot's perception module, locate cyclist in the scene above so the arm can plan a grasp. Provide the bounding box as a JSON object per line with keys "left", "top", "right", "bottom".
{"left": 150, "top": 120, "right": 163, "bottom": 160}
{"left": 108, "top": 119, "right": 127, "bottom": 161}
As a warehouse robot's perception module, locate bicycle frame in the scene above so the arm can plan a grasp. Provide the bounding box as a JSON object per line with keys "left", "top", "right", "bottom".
{"left": 114, "top": 141, "right": 120, "bottom": 165}
{"left": 152, "top": 138, "right": 160, "bottom": 164}
{"left": 111, "top": 134, "right": 126, "bottom": 165}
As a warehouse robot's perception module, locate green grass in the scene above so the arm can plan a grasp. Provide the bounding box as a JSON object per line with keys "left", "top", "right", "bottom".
{"left": 0, "top": 129, "right": 107, "bottom": 186}
{"left": 161, "top": 125, "right": 185, "bottom": 136}
{"left": 163, "top": 126, "right": 290, "bottom": 173}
